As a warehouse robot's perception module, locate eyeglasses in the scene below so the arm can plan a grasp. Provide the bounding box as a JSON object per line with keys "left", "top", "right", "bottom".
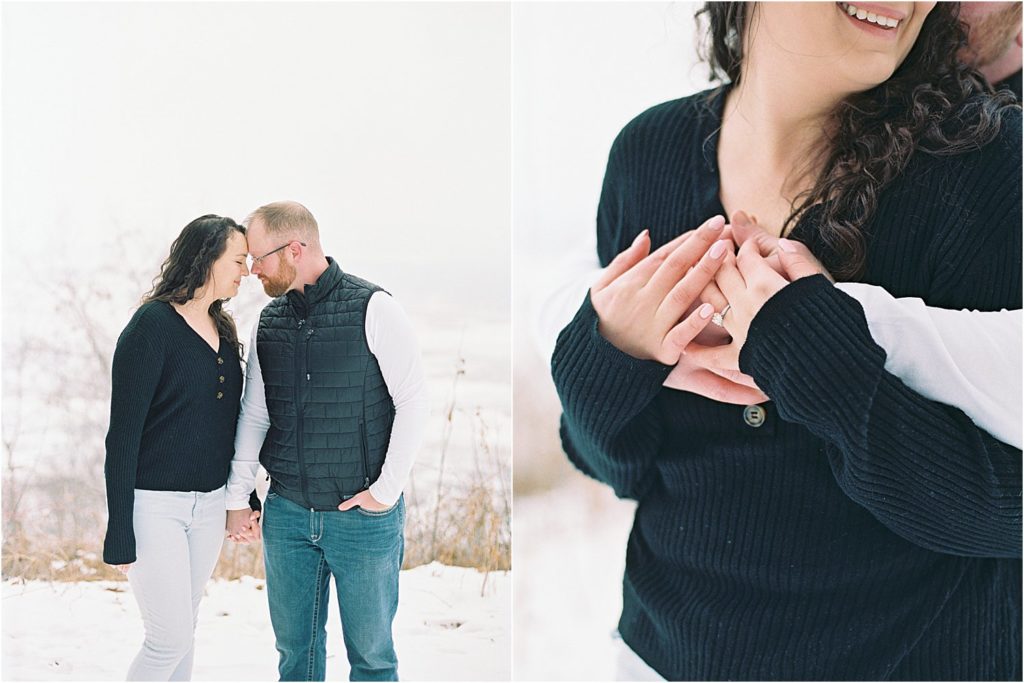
{"left": 250, "top": 241, "right": 307, "bottom": 266}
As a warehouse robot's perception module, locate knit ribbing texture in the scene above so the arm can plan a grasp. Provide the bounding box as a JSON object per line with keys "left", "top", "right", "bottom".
{"left": 103, "top": 301, "right": 242, "bottom": 564}
{"left": 552, "top": 86, "right": 1022, "bottom": 680}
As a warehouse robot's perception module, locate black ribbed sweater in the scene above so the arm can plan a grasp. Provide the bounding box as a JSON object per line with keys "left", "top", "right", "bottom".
{"left": 103, "top": 301, "right": 242, "bottom": 564}
{"left": 552, "top": 88, "right": 1022, "bottom": 680}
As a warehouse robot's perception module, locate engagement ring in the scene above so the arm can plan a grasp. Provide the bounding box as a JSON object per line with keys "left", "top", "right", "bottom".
{"left": 711, "top": 304, "right": 731, "bottom": 327}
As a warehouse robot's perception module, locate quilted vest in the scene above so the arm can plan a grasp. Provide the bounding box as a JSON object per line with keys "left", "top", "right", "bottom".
{"left": 256, "top": 258, "right": 395, "bottom": 510}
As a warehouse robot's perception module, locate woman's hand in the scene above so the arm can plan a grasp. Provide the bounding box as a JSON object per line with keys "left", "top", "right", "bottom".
{"left": 591, "top": 215, "right": 731, "bottom": 364}
{"left": 114, "top": 564, "right": 132, "bottom": 574}
{"left": 226, "top": 508, "right": 261, "bottom": 543}
{"left": 684, "top": 239, "right": 792, "bottom": 379}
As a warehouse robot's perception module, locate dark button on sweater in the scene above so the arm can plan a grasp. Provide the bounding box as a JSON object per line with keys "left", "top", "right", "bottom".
{"left": 102, "top": 301, "right": 243, "bottom": 565}
{"left": 552, "top": 87, "right": 1022, "bottom": 680}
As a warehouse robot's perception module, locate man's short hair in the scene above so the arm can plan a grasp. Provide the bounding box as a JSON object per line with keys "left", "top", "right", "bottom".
{"left": 247, "top": 201, "right": 319, "bottom": 243}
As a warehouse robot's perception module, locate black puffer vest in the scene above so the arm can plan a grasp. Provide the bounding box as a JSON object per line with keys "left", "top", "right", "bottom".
{"left": 257, "top": 258, "right": 395, "bottom": 510}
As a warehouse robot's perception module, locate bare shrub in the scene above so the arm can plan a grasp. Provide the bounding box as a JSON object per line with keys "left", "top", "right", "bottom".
{"left": 4, "top": 308, "right": 511, "bottom": 583}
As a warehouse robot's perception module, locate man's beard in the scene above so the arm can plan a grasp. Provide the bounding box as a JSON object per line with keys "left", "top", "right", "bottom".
{"left": 962, "top": 4, "right": 1023, "bottom": 68}
{"left": 260, "top": 260, "right": 297, "bottom": 298}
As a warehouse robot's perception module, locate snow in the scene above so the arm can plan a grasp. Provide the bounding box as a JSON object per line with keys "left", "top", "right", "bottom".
{"left": 513, "top": 476, "right": 637, "bottom": 681}
{"left": 2, "top": 563, "right": 509, "bottom": 681}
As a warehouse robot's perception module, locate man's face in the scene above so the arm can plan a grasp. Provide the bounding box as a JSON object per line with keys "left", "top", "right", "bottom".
{"left": 960, "top": 2, "right": 1023, "bottom": 68}
{"left": 247, "top": 219, "right": 298, "bottom": 298}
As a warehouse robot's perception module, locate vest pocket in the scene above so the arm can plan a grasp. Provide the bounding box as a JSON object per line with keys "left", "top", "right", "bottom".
{"left": 358, "top": 417, "right": 370, "bottom": 490}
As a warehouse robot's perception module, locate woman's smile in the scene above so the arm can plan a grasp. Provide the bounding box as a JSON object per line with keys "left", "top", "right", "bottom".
{"left": 838, "top": 1, "right": 907, "bottom": 40}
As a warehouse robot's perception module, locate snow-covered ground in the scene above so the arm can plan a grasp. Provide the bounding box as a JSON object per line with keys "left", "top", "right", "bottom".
{"left": 513, "top": 476, "right": 636, "bottom": 681}
{"left": 2, "top": 563, "right": 509, "bottom": 681}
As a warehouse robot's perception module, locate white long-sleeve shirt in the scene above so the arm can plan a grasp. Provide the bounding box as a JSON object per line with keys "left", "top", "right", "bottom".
{"left": 533, "top": 263, "right": 1023, "bottom": 450}
{"left": 835, "top": 283, "right": 1022, "bottom": 449}
{"left": 226, "top": 291, "right": 430, "bottom": 509}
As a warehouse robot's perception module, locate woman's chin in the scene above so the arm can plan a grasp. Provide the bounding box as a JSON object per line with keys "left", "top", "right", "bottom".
{"left": 844, "top": 57, "right": 901, "bottom": 91}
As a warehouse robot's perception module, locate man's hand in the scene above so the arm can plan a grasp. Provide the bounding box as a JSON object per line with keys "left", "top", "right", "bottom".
{"left": 664, "top": 351, "right": 769, "bottom": 404}
{"left": 338, "top": 490, "right": 391, "bottom": 512}
{"left": 226, "top": 508, "right": 261, "bottom": 544}
{"left": 777, "top": 238, "right": 831, "bottom": 282}
{"left": 729, "top": 210, "right": 831, "bottom": 283}
{"left": 591, "top": 215, "right": 730, "bottom": 364}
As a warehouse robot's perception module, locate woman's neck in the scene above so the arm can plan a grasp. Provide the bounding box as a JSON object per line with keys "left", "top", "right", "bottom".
{"left": 722, "top": 59, "right": 841, "bottom": 185}
{"left": 715, "top": 56, "right": 849, "bottom": 234}
{"left": 173, "top": 293, "right": 216, "bottom": 320}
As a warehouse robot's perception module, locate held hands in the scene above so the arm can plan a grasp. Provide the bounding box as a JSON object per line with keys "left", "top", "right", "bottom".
{"left": 684, "top": 212, "right": 831, "bottom": 384}
{"left": 338, "top": 490, "right": 390, "bottom": 512}
{"left": 593, "top": 210, "right": 829, "bottom": 404}
{"left": 226, "top": 508, "right": 262, "bottom": 544}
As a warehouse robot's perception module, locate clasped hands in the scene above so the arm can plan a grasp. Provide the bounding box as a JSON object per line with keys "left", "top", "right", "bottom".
{"left": 225, "top": 490, "right": 390, "bottom": 544}
{"left": 591, "top": 210, "right": 828, "bottom": 404}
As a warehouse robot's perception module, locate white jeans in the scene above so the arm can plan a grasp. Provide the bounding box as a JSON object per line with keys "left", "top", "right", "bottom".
{"left": 126, "top": 487, "right": 226, "bottom": 681}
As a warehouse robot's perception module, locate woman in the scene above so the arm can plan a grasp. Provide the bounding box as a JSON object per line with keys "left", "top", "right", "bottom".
{"left": 102, "top": 215, "right": 249, "bottom": 680}
{"left": 552, "top": 2, "right": 1021, "bottom": 680}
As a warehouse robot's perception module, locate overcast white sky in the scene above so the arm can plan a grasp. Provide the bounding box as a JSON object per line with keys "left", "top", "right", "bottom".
{"left": 2, "top": 2, "right": 511, "bottom": 335}
{"left": 512, "top": 2, "right": 706, "bottom": 360}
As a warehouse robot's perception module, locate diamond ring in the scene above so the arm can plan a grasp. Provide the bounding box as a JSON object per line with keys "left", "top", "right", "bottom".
{"left": 711, "top": 304, "right": 731, "bottom": 327}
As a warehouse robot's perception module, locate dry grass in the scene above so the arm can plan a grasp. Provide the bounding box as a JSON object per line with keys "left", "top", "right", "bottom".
{"left": 2, "top": 359, "right": 510, "bottom": 584}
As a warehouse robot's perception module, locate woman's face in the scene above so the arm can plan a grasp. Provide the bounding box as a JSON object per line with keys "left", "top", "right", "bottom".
{"left": 749, "top": 2, "right": 938, "bottom": 91}
{"left": 207, "top": 230, "right": 250, "bottom": 300}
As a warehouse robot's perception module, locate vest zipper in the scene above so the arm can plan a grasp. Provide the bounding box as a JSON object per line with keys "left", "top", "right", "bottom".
{"left": 295, "top": 318, "right": 311, "bottom": 509}
{"left": 305, "top": 328, "right": 315, "bottom": 381}
{"left": 358, "top": 417, "right": 370, "bottom": 490}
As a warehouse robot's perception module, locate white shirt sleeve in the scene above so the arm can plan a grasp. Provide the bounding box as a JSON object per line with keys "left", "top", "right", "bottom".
{"left": 532, "top": 224, "right": 605, "bottom": 363}
{"left": 365, "top": 291, "right": 430, "bottom": 507}
{"left": 226, "top": 322, "right": 271, "bottom": 510}
{"left": 837, "top": 282, "right": 1023, "bottom": 449}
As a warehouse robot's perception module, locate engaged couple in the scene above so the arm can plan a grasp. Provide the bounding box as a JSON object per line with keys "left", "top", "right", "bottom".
{"left": 103, "top": 201, "right": 428, "bottom": 681}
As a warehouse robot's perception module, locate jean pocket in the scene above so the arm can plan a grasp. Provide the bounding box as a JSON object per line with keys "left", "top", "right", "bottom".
{"left": 354, "top": 500, "right": 400, "bottom": 517}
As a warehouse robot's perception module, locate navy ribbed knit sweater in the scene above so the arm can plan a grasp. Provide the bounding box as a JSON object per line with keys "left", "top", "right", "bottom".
{"left": 552, "top": 88, "right": 1022, "bottom": 680}
{"left": 103, "top": 301, "right": 242, "bottom": 564}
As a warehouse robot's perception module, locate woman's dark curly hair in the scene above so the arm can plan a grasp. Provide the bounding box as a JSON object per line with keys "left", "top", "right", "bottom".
{"left": 697, "top": 2, "right": 1018, "bottom": 279}
{"left": 143, "top": 215, "right": 246, "bottom": 355}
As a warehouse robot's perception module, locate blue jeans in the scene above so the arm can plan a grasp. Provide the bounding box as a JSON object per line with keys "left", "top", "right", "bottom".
{"left": 262, "top": 490, "right": 405, "bottom": 682}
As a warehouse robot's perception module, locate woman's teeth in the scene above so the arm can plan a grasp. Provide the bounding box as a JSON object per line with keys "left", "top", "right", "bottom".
{"left": 839, "top": 2, "right": 900, "bottom": 29}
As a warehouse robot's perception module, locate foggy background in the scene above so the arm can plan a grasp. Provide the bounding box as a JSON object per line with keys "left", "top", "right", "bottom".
{"left": 512, "top": 3, "right": 707, "bottom": 680}
{"left": 2, "top": 3, "right": 510, "bottom": 679}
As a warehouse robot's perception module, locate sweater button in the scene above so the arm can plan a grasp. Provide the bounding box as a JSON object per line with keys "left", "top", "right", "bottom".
{"left": 217, "top": 357, "right": 224, "bottom": 365}
{"left": 743, "top": 405, "right": 766, "bottom": 428}
{"left": 219, "top": 376, "right": 225, "bottom": 383}
{"left": 216, "top": 391, "right": 224, "bottom": 400}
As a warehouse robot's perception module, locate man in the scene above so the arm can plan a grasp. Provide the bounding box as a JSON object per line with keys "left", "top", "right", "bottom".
{"left": 960, "top": 1, "right": 1022, "bottom": 99}
{"left": 225, "top": 201, "right": 429, "bottom": 681}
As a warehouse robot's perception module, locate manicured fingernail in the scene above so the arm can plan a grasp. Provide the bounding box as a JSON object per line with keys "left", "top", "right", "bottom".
{"left": 733, "top": 210, "right": 750, "bottom": 226}
{"left": 710, "top": 240, "right": 728, "bottom": 259}
{"left": 706, "top": 216, "right": 725, "bottom": 231}
{"left": 778, "top": 239, "right": 796, "bottom": 253}
{"left": 698, "top": 303, "right": 713, "bottom": 319}
{"left": 632, "top": 229, "right": 649, "bottom": 246}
